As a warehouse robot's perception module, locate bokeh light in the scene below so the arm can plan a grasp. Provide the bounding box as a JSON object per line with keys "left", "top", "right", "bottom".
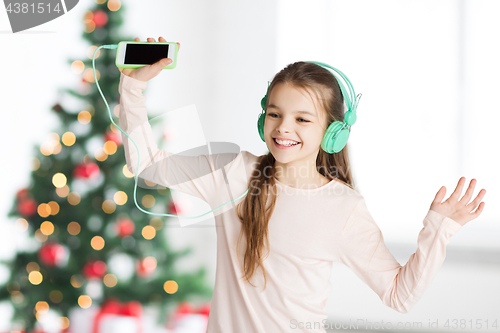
{"left": 26, "top": 262, "right": 40, "bottom": 273}
{"left": 144, "top": 180, "right": 156, "bottom": 187}
{"left": 37, "top": 203, "right": 51, "bottom": 218}
{"left": 103, "top": 141, "right": 117, "bottom": 155}
{"left": 102, "top": 200, "right": 116, "bottom": 214}
{"left": 52, "top": 173, "right": 67, "bottom": 188}
{"left": 40, "top": 221, "right": 54, "bottom": 236}
{"left": 48, "top": 201, "right": 60, "bottom": 215}
{"left": 143, "top": 256, "right": 157, "bottom": 271}
{"left": 83, "top": 68, "right": 99, "bottom": 83}
{"left": 122, "top": 165, "right": 134, "bottom": 178}
{"left": 68, "top": 192, "right": 81, "bottom": 205}
{"left": 56, "top": 185, "right": 70, "bottom": 198}
{"left": 163, "top": 280, "right": 178, "bottom": 294}
{"left": 91, "top": 236, "right": 105, "bottom": 250}
{"left": 59, "top": 317, "right": 70, "bottom": 330}
{"left": 15, "top": 218, "right": 29, "bottom": 232}
{"left": 113, "top": 104, "right": 120, "bottom": 117}
{"left": 142, "top": 226, "right": 156, "bottom": 240}
{"left": 34, "top": 229, "right": 48, "bottom": 242}
{"left": 108, "top": 0, "right": 121, "bottom": 11}
{"left": 113, "top": 191, "right": 127, "bottom": 205}
{"left": 150, "top": 217, "right": 164, "bottom": 230}
{"left": 29, "top": 271, "right": 43, "bottom": 285}
{"left": 95, "top": 148, "right": 108, "bottom": 162}
{"left": 62, "top": 132, "right": 76, "bottom": 146}
{"left": 142, "top": 194, "right": 155, "bottom": 208}
{"left": 35, "top": 301, "right": 49, "bottom": 314}
{"left": 67, "top": 222, "right": 81, "bottom": 236}
{"left": 32, "top": 157, "right": 40, "bottom": 171}
{"left": 78, "top": 111, "right": 92, "bottom": 124}
{"left": 87, "top": 45, "right": 101, "bottom": 59}
{"left": 70, "top": 275, "right": 84, "bottom": 288}
{"left": 78, "top": 295, "right": 92, "bottom": 308}
{"left": 84, "top": 19, "right": 95, "bottom": 33}
{"left": 103, "top": 274, "right": 117, "bottom": 287}
{"left": 71, "top": 60, "right": 85, "bottom": 74}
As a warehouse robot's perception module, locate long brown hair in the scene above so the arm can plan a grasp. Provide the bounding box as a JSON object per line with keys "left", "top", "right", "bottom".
{"left": 235, "top": 61, "right": 356, "bottom": 290}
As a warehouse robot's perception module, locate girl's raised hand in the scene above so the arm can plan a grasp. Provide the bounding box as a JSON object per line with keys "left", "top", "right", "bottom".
{"left": 430, "top": 177, "right": 486, "bottom": 226}
{"left": 120, "top": 37, "right": 180, "bottom": 82}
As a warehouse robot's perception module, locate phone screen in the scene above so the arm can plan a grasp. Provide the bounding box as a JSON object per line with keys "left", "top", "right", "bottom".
{"left": 124, "top": 43, "right": 170, "bottom": 65}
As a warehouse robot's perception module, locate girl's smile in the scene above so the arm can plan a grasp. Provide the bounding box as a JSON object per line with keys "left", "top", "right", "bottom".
{"left": 273, "top": 137, "right": 301, "bottom": 149}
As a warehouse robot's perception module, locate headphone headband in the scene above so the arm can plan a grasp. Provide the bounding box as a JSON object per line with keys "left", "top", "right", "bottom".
{"left": 304, "top": 61, "right": 362, "bottom": 117}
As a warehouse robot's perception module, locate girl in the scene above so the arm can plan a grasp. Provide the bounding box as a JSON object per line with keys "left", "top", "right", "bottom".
{"left": 118, "top": 36, "right": 487, "bottom": 333}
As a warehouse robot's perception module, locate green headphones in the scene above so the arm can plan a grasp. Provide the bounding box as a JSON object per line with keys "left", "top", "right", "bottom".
{"left": 257, "top": 61, "right": 362, "bottom": 154}
{"left": 97, "top": 48, "right": 363, "bottom": 219}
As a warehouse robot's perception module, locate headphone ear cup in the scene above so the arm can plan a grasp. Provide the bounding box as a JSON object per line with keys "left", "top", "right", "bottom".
{"left": 321, "top": 121, "right": 350, "bottom": 153}
{"left": 331, "top": 129, "right": 350, "bottom": 153}
{"left": 257, "top": 111, "right": 266, "bottom": 142}
{"left": 261, "top": 95, "right": 267, "bottom": 110}
{"left": 258, "top": 92, "right": 268, "bottom": 142}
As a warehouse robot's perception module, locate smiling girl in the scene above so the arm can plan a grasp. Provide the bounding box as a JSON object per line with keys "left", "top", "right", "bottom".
{"left": 118, "top": 36, "right": 487, "bottom": 333}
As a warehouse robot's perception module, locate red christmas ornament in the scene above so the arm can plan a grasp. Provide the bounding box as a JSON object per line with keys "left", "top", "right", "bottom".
{"left": 115, "top": 218, "right": 135, "bottom": 238}
{"left": 93, "top": 10, "right": 108, "bottom": 27}
{"left": 176, "top": 302, "right": 195, "bottom": 314}
{"left": 16, "top": 188, "right": 29, "bottom": 200}
{"left": 17, "top": 198, "right": 38, "bottom": 217}
{"left": 38, "top": 242, "right": 66, "bottom": 267}
{"left": 166, "top": 301, "right": 211, "bottom": 331}
{"left": 104, "top": 130, "right": 122, "bottom": 147}
{"left": 93, "top": 298, "right": 142, "bottom": 333}
{"left": 167, "top": 200, "right": 184, "bottom": 215}
{"left": 83, "top": 260, "right": 107, "bottom": 279}
{"left": 136, "top": 257, "right": 156, "bottom": 278}
{"left": 197, "top": 303, "right": 211, "bottom": 316}
{"left": 73, "top": 162, "right": 100, "bottom": 179}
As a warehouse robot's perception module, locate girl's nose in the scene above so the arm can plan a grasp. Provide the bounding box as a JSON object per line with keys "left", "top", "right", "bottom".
{"left": 276, "top": 126, "right": 291, "bottom": 134}
{"left": 275, "top": 120, "right": 293, "bottom": 133}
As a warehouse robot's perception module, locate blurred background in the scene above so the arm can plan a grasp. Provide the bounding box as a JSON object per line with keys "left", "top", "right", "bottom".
{"left": 0, "top": 0, "right": 499, "bottom": 332}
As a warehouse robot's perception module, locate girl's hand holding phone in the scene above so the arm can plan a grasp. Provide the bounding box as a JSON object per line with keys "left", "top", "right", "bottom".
{"left": 120, "top": 36, "right": 181, "bottom": 82}
{"left": 430, "top": 177, "right": 486, "bottom": 226}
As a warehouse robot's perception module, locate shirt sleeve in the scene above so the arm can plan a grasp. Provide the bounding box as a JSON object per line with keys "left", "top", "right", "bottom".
{"left": 117, "top": 72, "right": 241, "bottom": 206}
{"left": 338, "top": 197, "right": 462, "bottom": 313}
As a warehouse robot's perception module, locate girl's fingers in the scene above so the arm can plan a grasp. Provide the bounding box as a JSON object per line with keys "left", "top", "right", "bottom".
{"left": 450, "top": 177, "right": 466, "bottom": 201}
{"left": 157, "top": 36, "right": 181, "bottom": 50}
{"left": 433, "top": 186, "right": 446, "bottom": 204}
{"left": 474, "top": 202, "right": 486, "bottom": 215}
{"left": 460, "top": 179, "right": 476, "bottom": 204}
{"left": 466, "top": 189, "right": 486, "bottom": 210}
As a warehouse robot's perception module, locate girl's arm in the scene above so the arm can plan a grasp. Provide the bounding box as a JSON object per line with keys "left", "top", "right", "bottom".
{"left": 118, "top": 71, "right": 242, "bottom": 207}
{"left": 338, "top": 198, "right": 462, "bottom": 313}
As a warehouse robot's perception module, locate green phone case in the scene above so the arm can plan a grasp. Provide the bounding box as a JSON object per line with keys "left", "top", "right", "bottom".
{"left": 115, "top": 41, "right": 178, "bottom": 70}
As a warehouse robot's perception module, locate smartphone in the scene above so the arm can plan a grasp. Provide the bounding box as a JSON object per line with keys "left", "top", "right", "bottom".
{"left": 115, "top": 41, "right": 178, "bottom": 70}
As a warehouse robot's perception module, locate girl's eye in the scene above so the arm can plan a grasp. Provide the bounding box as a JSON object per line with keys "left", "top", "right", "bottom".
{"left": 267, "top": 113, "right": 309, "bottom": 123}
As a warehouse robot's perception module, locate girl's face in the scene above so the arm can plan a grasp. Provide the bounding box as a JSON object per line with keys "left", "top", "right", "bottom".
{"left": 264, "top": 82, "right": 327, "bottom": 169}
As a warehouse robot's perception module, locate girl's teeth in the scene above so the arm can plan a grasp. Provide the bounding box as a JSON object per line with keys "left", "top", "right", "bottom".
{"left": 275, "top": 139, "right": 298, "bottom": 146}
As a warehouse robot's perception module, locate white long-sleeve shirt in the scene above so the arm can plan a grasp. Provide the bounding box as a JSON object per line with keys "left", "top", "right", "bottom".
{"left": 118, "top": 72, "right": 463, "bottom": 333}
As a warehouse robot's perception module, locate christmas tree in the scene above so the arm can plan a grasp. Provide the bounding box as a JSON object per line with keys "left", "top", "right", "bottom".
{"left": 0, "top": 0, "right": 212, "bottom": 331}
